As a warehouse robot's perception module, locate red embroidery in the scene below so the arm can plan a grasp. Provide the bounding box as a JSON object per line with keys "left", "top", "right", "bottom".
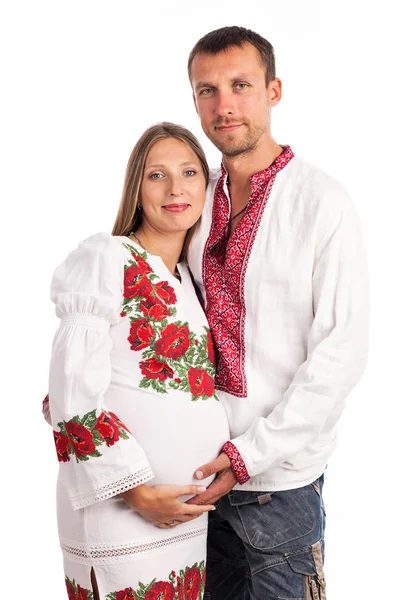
{"left": 222, "top": 440, "right": 250, "bottom": 484}
{"left": 202, "top": 146, "right": 294, "bottom": 397}
{"left": 108, "top": 562, "right": 205, "bottom": 599}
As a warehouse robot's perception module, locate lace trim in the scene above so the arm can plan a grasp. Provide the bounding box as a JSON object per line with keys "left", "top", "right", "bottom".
{"left": 60, "top": 526, "right": 207, "bottom": 565}
{"left": 69, "top": 467, "right": 154, "bottom": 510}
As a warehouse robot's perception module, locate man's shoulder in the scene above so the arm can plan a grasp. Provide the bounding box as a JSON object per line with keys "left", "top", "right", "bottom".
{"left": 287, "top": 156, "right": 344, "bottom": 191}
{"left": 285, "top": 156, "right": 352, "bottom": 212}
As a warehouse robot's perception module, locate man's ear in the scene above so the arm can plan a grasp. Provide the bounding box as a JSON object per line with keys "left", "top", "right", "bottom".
{"left": 268, "top": 78, "right": 282, "bottom": 107}
{"left": 192, "top": 92, "right": 199, "bottom": 116}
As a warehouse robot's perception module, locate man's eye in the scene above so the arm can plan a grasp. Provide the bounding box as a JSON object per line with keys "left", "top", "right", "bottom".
{"left": 200, "top": 88, "right": 213, "bottom": 96}
{"left": 236, "top": 83, "right": 248, "bottom": 89}
{"left": 184, "top": 169, "right": 196, "bottom": 176}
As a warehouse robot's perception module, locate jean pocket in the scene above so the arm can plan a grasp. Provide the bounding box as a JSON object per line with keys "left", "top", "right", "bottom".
{"left": 228, "top": 483, "right": 322, "bottom": 551}
{"left": 287, "top": 541, "right": 327, "bottom": 600}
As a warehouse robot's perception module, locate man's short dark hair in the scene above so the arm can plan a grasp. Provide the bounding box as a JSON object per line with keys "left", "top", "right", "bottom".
{"left": 188, "top": 26, "right": 276, "bottom": 86}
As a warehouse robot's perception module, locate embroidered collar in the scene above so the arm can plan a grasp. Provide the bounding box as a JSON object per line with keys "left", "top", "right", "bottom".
{"left": 220, "top": 145, "right": 294, "bottom": 191}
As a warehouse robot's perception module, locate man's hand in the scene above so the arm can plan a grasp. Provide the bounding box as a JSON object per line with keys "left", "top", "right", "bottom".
{"left": 186, "top": 453, "right": 237, "bottom": 505}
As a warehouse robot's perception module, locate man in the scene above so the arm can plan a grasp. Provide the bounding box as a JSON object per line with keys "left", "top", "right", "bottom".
{"left": 186, "top": 26, "right": 369, "bottom": 599}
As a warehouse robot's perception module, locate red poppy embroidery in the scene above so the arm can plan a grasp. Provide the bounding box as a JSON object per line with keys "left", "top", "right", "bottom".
{"left": 65, "top": 421, "right": 96, "bottom": 458}
{"left": 108, "top": 411, "right": 131, "bottom": 434}
{"left": 155, "top": 323, "right": 191, "bottom": 359}
{"left": 184, "top": 567, "right": 202, "bottom": 600}
{"left": 203, "top": 146, "right": 294, "bottom": 397}
{"left": 144, "top": 581, "right": 175, "bottom": 600}
{"left": 121, "top": 243, "right": 216, "bottom": 401}
{"left": 132, "top": 253, "right": 153, "bottom": 275}
{"left": 155, "top": 280, "right": 177, "bottom": 305}
{"left": 128, "top": 318, "right": 155, "bottom": 350}
{"left": 124, "top": 264, "right": 153, "bottom": 299}
{"left": 139, "top": 357, "right": 174, "bottom": 381}
{"left": 115, "top": 588, "right": 137, "bottom": 600}
{"left": 206, "top": 331, "right": 216, "bottom": 366}
{"left": 54, "top": 409, "right": 130, "bottom": 463}
{"left": 222, "top": 440, "right": 250, "bottom": 484}
{"left": 54, "top": 431, "right": 71, "bottom": 462}
{"left": 107, "top": 562, "right": 205, "bottom": 600}
{"left": 140, "top": 296, "right": 171, "bottom": 321}
{"left": 94, "top": 411, "right": 120, "bottom": 447}
{"left": 65, "top": 577, "right": 93, "bottom": 600}
{"left": 188, "top": 368, "right": 214, "bottom": 397}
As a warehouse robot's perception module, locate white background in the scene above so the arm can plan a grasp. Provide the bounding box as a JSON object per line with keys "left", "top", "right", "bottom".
{"left": 1, "top": 1, "right": 399, "bottom": 598}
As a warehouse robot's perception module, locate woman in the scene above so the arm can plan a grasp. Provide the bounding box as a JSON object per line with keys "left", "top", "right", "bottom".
{"left": 46, "top": 123, "right": 230, "bottom": 599}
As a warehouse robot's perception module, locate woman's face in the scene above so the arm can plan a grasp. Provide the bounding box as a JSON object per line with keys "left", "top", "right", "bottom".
{"left": 140, "top": 137, "right": 206, "bottom": 235}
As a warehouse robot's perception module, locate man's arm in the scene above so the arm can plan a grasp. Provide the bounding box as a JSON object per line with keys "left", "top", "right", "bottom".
{"left": 189, "top": 189, "right": 369, "bottom": 504}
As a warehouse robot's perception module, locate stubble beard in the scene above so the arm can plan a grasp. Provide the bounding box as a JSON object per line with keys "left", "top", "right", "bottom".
{"left": 208, "top": 122, "right": 268, "bottom": 158}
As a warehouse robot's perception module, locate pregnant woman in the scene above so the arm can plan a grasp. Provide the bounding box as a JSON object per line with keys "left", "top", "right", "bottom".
{"left": 46, "top": 122, "right": 230, "bottom": 599}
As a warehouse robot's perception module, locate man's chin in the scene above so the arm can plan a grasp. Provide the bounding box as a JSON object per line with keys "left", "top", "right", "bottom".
{"left": 207, "top": 131, "right": 256, "bottom": 157}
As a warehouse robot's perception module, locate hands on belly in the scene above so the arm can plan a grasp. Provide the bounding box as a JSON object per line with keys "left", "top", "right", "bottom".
{"left": 121, "top": 483, "right": 216, "bottom": 529}
{"left": 186, "top": 453, "right": 237, "bottom": 505}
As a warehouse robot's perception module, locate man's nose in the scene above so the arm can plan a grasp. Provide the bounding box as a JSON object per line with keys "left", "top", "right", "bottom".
{"left": 215, "top": 90, "right": 235, "bottom": 117}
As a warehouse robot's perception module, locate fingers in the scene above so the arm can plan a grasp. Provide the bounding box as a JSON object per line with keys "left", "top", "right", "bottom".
{"left": 187, "top": 469, "right": 237, "bottom": 505}
{"left": 194, "top": 453, "right": 231, "bottom": 480}
{"left": 175, "top": 484, "right": 207, "bottom": 497}
{"left": 181, "top": 503, "right": 215, "bottom": 516}
{"left": 157, "top": 510, "right": 210, "bottom": 529}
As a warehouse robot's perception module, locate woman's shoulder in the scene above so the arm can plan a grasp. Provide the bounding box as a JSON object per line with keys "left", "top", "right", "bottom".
{"left": 51, "top": 233, "right": 126, "bottom": 301}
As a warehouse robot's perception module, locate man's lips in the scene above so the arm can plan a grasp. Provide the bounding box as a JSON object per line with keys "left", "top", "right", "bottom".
{"left": 215, "top": 123, "right": 243, "bottom": 133}
{"left": 162, "top": 203, "right": 190, "bottom": 212}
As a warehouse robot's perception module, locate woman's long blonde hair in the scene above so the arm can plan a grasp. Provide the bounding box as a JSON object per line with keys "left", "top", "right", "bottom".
{"left": 112, "top": 122, "right": 209, "bottom": 260}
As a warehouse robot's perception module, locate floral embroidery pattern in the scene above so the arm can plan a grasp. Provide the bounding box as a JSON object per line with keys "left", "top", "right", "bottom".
{"left": 106, "top": 561, "right": 205, "bottom": 600}
{"left": 65, "top": 576, "right": 94, "bottom": 600}
{"left": 54, "top": 409, "right": 131, "bottom": 463}
{"left": 121, "top": 243, "right": 216, "bottom": 401}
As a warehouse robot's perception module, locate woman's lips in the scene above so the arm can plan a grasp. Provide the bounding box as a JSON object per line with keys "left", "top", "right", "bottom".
{"left": 162, "top": 203, "right": 190, "bottom": 212}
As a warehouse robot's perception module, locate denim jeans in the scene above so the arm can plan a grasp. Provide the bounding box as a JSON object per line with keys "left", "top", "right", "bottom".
{"left": 204, "top": 474, "right": 326, "bottom": 600}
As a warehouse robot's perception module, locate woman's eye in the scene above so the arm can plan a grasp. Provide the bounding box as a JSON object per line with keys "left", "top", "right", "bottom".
{"left": 184, "top": 169, "right": 196, "bottom": 176}
{"left": 149, "top": 173, "right": 163, "bottom": 179}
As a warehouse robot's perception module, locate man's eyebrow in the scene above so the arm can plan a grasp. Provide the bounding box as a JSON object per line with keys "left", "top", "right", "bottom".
{"left": 195, "top": 74, "right": 252, "bottom": 91}
{"left": 195, "top": 81, "right": 214, "bottom": 91}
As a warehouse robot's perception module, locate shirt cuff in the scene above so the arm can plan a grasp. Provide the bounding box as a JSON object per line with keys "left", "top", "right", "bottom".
{"left": 221, "top": 441, "right": 250, "bottom": 485}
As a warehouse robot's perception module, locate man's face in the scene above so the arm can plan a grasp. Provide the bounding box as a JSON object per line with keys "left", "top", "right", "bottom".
{"left": 191, "top": 43, "right": 281, "bottom": 157}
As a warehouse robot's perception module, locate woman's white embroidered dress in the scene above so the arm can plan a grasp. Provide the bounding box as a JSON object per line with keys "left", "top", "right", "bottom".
{"left": 48, "top": 233, "right": 229, "bottom": 600}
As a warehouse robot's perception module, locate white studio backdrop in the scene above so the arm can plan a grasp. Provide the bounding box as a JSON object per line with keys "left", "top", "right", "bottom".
{"left": 1, "top": 1, "right": 398, "bottom": 598}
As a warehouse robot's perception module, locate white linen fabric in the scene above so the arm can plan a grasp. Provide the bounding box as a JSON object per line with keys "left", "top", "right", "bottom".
{"left": 48, "top": 233, "right": 229, "bottom": 599}
{"left": 188, "top": 155, "right": 369, "bottom": 491}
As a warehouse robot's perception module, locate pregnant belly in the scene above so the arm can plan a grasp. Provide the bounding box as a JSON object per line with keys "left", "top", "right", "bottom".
{"left": 107, "top": 388, "right": 230, "bottom": 489}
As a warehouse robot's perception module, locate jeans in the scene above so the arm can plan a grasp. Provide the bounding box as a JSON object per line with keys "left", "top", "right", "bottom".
{"left": 204, "top": 474, "right": 326, "bottom": 600}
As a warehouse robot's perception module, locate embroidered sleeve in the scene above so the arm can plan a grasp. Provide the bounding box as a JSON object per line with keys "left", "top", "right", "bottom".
{"left": 221, "top": 441, "right": 250, "bottom": 484}
{"left": 230, "top": 186, "right": 369, "bottom": 478}
{"left": 49, "top": 233, "right": 154, "bottom": 510}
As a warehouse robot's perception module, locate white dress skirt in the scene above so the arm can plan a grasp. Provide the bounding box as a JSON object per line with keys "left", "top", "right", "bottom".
{"left": 48, "top": 233, "right": 230, "bottom": 600}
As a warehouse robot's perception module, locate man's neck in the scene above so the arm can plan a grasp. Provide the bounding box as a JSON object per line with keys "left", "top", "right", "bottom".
{"left": 223, "top": 135, "right": 282, "bottom": 192}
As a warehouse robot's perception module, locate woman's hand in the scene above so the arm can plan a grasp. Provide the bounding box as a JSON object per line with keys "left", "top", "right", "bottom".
{"left": 121, "top": 483, "right": 215, "bottom": 529}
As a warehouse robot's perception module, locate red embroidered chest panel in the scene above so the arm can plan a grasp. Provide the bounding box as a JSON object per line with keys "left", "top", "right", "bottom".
{"left": 202, "top": 146, "right": 294, "bottom": 397}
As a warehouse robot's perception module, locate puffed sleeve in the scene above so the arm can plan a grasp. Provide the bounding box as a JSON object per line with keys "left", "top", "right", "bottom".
{"left": 48, "top": 233, "right": 154, "bottom": 510}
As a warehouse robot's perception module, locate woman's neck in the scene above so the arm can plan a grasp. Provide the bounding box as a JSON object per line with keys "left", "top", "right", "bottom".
{"left": 133, "top": 226, "right": 185, "bottom": 275}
